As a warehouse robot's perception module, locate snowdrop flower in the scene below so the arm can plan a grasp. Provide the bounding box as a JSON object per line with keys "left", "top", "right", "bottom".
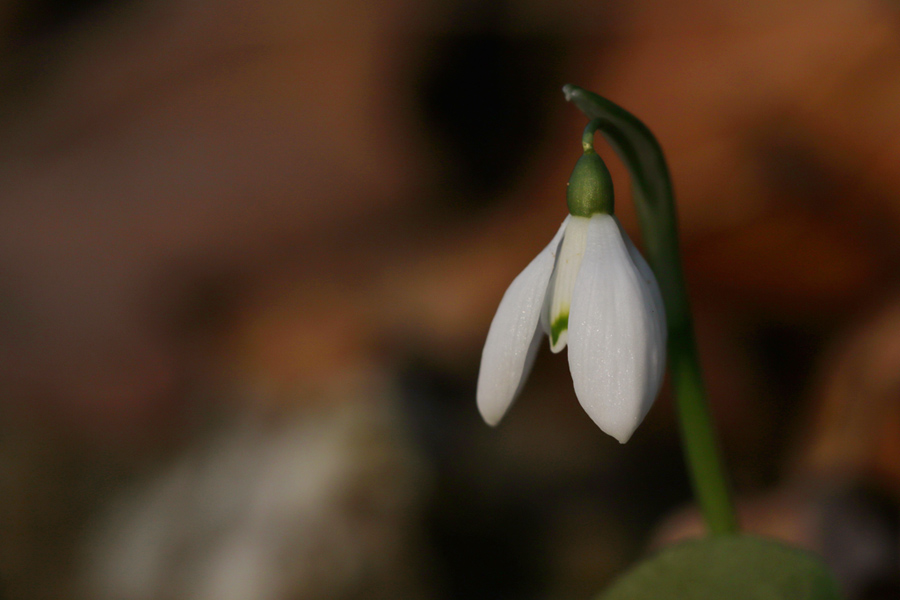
{"left": 476, "top": 140, "right": 667, "bottom": 443}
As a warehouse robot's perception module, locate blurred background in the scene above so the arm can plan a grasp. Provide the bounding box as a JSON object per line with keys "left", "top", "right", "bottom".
{"left": 0, "top": 0, "right": 898, "bottom": 598}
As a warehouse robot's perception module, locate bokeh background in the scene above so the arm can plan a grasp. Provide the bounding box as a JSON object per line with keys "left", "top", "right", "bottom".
{"left": 0, "top": 0, "right": 898, "bottom": 598}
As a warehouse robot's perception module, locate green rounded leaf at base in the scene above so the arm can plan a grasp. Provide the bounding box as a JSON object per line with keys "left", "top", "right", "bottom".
{"left": 599, "top": 536, "right": 843, "bottom": 600}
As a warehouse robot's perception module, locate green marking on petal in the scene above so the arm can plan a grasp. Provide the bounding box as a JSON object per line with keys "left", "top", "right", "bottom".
{"left": 550, "top": 313, "right": 569, "bottom": 345}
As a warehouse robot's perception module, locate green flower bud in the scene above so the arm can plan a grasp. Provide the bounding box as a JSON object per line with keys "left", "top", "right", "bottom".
{"left": 566, "top": 150, "right": 614, "bottom": 217}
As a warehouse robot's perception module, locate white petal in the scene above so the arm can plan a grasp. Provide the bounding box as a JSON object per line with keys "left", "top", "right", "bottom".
{"left": 616, "top": 217, "right": 668, "bottom": 400}
{"left": 567, "top": 214, "right": 667, "bottom": 443}
{"left": 546, "top": 216, "right": 590, "bottom": 353}
{"left": 477, "top": 217, "right": 569, "bottom": 426}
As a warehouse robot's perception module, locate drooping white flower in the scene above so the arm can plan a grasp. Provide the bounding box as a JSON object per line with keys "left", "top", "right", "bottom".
{"left": 476, "top": 147, "right": 667, "bottom": 443}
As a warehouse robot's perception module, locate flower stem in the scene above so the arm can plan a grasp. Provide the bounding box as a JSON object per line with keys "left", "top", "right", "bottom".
{"left": 583, "top": 119, "right": 602, "bottom": 152}
{"left": 563, "top": 84, "right": 738, "bottom": 535}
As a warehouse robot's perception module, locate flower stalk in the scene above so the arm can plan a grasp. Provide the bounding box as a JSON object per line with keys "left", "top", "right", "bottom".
{"left": 563, "top": 84, "right": 738, "bottom": 535}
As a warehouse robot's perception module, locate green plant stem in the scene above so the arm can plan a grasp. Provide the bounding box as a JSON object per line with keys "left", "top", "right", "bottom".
{"left": 583, "top": 119, "right": 601, "bottom": 152}
{"left": 564, "top": 84, "right": 738, "bottom": 535}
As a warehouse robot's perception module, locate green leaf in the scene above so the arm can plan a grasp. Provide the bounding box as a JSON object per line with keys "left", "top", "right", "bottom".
{"left": 600, "top": 536, "right": 843, "bottom": 600}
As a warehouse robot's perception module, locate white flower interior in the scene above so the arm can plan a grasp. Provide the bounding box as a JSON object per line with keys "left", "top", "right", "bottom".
{"left": 546, "top": 215, "right": 590, "bottom": 353}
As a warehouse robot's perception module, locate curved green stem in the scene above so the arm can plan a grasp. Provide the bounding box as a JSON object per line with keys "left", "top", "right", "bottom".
{"left": 583, "top": 118, "right": 602, "bottom": 152}
{"left": 563, "top": 84, "right": 738, "bottom": 535}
